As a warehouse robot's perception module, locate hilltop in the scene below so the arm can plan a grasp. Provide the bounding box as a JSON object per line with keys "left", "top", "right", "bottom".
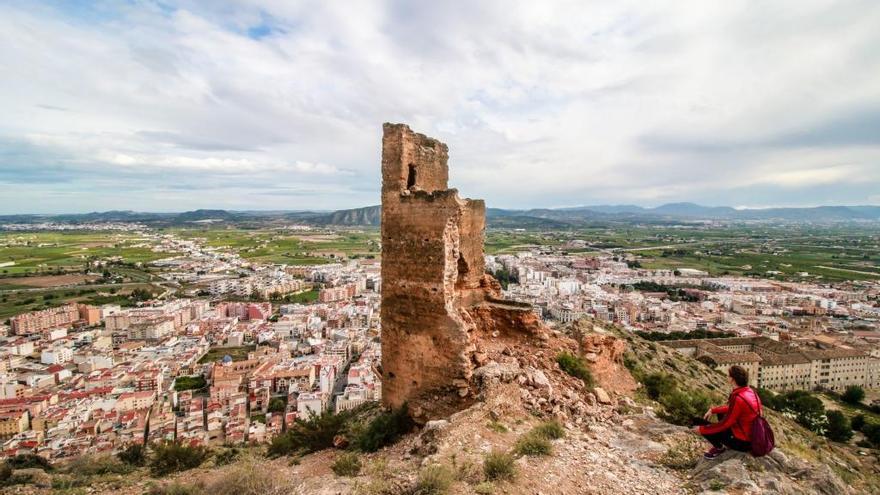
{"left": 4, "top": 320, "right": 877, "bottom": 495}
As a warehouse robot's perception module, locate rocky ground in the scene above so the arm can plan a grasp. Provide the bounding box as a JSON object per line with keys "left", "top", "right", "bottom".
{"left": 3, "top": 321, "right": 878, "bottom": 494}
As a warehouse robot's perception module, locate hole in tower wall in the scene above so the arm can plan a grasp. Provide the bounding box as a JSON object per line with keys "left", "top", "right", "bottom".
{"left": 407, "top": 163, "right": 417, "bottom": 189}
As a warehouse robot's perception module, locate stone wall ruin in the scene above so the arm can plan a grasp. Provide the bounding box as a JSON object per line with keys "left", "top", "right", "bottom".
{"left": 380, "top": 123, "right": 545, "bottom": 420}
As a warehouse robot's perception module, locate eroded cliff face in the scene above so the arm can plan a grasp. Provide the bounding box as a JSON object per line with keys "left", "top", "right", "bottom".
{"left": 380, "top": 123, "right": 546, "bottom": 421}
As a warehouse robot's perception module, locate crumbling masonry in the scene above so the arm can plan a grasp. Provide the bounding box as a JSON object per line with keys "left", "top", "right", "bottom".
{"left": 381, "top": 123, "right": 545, "bottom": 420}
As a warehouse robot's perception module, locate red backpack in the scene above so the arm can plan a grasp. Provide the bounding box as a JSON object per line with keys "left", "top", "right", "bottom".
{"left": 742, "top": 392, "right": 775, "bottom": 457}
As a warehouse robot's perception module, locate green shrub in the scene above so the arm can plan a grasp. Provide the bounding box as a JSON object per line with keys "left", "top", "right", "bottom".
{"left": 824, "top": 410, "right": 853, "bottom": 442}
{"left": 414, "top": 464, "right": 454, "bottom": 495}
{"left": 268, "top": 409, "right": 353, "bottom": 457}
{"left": 842, "top": 386, "right": 865, "bottom": 405}
{"left": 556, "top": 352, "right": 594, "bottom": 385}
{"left": 117, "top": 443, "right": 147, "bottom": 466}
{"left": 174, "top": 375, "right": 207, "bottom": 392}
{"left": 331, "top": 452, "right": 362, "bottom": 477}
{"left": 775, "top": 391, "right": 827, "bottom": 433}
{"left": 658, "top": 437, "right": 703, "bottom": 470}
{"left": 862, "top": 422, "right": 880, "bottom": 446}
{"left": 657, "top": 388, "right": 712, "bottom": 427}
{"left": 0, "top": 463, "right": 12, "bottom": 483}
{"left": 852, "top": 414, "right": 866, "bottom": 432}
{"left": 474, "top": 482, "right": 495, "bottom": 494}
{"left": 635, "top": 371, "right": 712, "bottom": 427}
{"left": 483, "top": 450, "right": 515, "bottom": 481}
{"left": 5, "top": 454, "right": 52, "bottom": 471}
{"left": 267, "top": 397, "right": 287, "bottom": 413}
{"left": 486, "top": 421, "right": 508, "bottom": 433}
{"left": 532, "top": 420, "right": 565, "bottom": 440}
{"left": 755, "top": 388, "right": 779, "bottom": 410}
{"left": 513, "top": 432, "right": 552, "bottom": 456}
{"left": 65, "top": 454, "right": 133, "bottom": 476}
{"left": 213, "top": 447, "right": 240, "bottom": 466}
{"left": 352, "top": 405, "right": 413, "bottom": 452}
{"left": 642, "top": 372, "right": 675, "bottom": 401}
{"left": 149, "top": 442, "right": 210, "bottom": 476}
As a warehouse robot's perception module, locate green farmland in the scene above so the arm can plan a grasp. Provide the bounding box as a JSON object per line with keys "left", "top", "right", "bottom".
{"left": 0, "top": 231, "right": 172, "bottom": 276}
{"left": 170, "top": 228, "right": 380, "bottom": 265}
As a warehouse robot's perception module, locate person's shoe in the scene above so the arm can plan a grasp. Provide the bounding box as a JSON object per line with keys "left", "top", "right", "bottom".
{"left": 703, "top": 446, "right": 727, "bottom": 459}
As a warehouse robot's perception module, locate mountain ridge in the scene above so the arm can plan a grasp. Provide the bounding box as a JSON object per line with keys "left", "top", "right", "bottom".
{"left": 2, "top": 203, "right": 880, "bottom": 227}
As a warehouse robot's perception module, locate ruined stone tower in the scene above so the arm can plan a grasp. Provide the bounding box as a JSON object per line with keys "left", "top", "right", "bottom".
{"left": 380, "top": 123, "right": 543, "bottom": 419}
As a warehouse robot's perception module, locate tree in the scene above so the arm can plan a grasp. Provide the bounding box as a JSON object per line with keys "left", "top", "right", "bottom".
{"left": 267, "top": 397, "right": 287, "bottom": 413}
{"left": 776, "top": 390, "right": 827, "bottom": 433}
{"left": 824, "top": 410, "right": 853, "bottom": 442}
{"left": 842, "top": 385, "right": 865, "bottom": 405}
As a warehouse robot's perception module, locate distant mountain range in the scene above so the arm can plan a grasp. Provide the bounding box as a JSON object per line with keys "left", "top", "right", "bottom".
{"left": 2, "top": 203, "right": 880, "bottom": 228}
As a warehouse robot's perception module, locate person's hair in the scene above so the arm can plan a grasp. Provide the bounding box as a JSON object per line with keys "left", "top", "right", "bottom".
{"left": 728, "top": 365, "right": 749, "bottom": 387}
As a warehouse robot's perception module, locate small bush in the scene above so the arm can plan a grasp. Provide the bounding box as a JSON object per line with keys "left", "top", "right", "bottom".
{"left": 483, "top": 450, "right": 515, "bottom": 481}
{"left": 513, "top": 432, "right": 552, "bottom": 456}
{"left": 824, "top": 410, "right": 853, "bottom": 442}
{"left": 352, "top": 405, "right": 413, "bottom": 452}
{"left": 708, "top": 480, "right": 726, "bottom": 491}
{"left": 414, "top": 464, "right": 454, "bottom": 495}
{"left": 658, "top": 437, "right": 703, "bottom": 470}
{"left": 149, "top": 442, "right": 210, "bottom": 476}
{"left": 642, "top": 372, "right": 676, "bottom": 401}
{"left": 532, "top": 420, "right": 565, "bottom": 440}
{"left": 5, "top": 454, "right": 52, "bottom": 471}
{"left": 657, "top": 388, "right": 712, "bottom": 427}
{"left": 214, "top": 447, "right": 240, "bottom": 466}
{"left": 332, "top": 452, "right": 362, "bottom": 477}
{"left": 486, "top": 421, "right": 508, "bottom": 433}
{"left": 268, "top": 409, "right": 352, "bottom": 457}
{"left": 852, "top": 414, "right": 866, "bottom": 432}
{"left": 474, "top": 482, "right": 495, "bottom": 494}
{"left": 862, "top": 422, "right": 880, "bottom": 446}
{"left": 117, "top": 443, "right": 147, "bottom": 466}
{"left": 65, "top": 454, "right": 133, "bottom": 476}
{"left": 556, "top": 352, "right": 594, "bottom": 385}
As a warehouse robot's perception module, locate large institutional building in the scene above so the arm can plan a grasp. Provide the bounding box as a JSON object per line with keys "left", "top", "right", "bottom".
{"left": 663, "top": 336, "right": 880, "bottom": 392}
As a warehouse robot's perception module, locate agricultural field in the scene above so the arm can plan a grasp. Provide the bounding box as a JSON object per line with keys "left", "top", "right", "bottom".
{"left": 0, "top": 231, "right": 172, "bottom": 276}
{"left": 169, "top": 227, "right": 380, "bottom": 265}
{"left": 631, "top": 228, "right": 880, "bottom": 282}
{"left": 487, "top": 224, "right": 880, "bottom": 282}
{"left": 485, "top": 232, "right": 564, "bottom": 254}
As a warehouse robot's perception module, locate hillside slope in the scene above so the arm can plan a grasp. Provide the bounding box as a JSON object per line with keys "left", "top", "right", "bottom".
{"left": 6, "top": 320, "right": 878, "bottom": 495}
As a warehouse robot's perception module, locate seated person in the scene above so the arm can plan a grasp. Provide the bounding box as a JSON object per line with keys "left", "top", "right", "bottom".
{"left": 692, "top": 365, "right": 762, "bottom": 459}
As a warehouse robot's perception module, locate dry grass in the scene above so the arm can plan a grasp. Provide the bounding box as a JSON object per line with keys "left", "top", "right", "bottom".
{"left": 204, "top": 455, "right": 295, "bottom": 495}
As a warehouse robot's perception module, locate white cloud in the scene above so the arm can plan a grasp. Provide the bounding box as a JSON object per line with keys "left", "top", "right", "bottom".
{"left": 0, "top": 0, "right": 879, "bottom": 213}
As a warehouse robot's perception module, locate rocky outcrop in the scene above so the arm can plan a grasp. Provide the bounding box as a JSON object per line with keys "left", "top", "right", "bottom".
{"left": 691, "top": 450, "right": 851, "bottom": 495}
{"left": 380, "top": 123, "right": 546, "bottom": 422}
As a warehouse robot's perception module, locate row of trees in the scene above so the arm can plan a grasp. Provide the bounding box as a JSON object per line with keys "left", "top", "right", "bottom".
{"left": 757, "top": 387, "right": 879, "bottom": 446}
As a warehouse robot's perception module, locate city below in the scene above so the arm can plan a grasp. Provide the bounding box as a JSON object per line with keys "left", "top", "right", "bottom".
{"left": 0, "top": 216, "right": 878, "bottom": 461}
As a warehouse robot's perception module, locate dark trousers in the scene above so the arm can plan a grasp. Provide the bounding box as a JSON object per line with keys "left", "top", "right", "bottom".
{"left": 702, "top": 428, "right": 751, "bottom": 451}
{"left": 694, "top": 418, "right": 751, "bottom": 452}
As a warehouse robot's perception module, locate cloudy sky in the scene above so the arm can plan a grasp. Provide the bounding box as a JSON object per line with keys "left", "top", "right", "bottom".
{"left": 1, "top": 0, "right": 879, "bottom": 214}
